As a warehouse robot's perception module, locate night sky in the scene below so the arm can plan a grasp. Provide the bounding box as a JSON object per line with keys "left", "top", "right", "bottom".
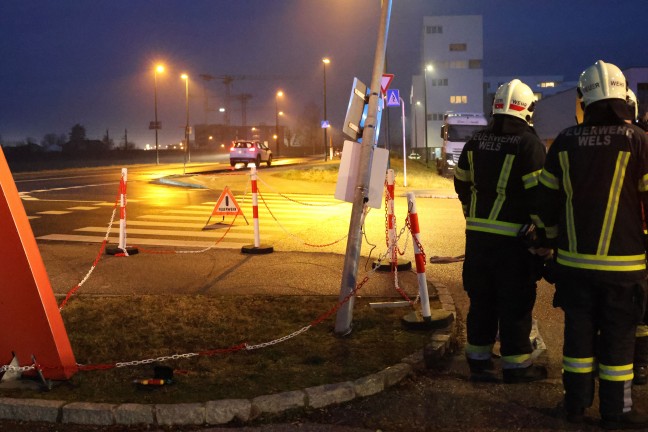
{"left": 1, "top": 0, "right": 645, "bottom": 148}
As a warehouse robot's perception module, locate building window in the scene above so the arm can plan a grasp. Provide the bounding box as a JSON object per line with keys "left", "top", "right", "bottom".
{"left": 450, "top": 61, "right": 468, "bottom": 69}
{"left": 539, "top": 81, "right": 556, "bottom": 88}
{"left": 450, "top": 96, "right": 468, "bottom": 104}
{"left": 449, "top": 43, "right": 467, "bottom": 51}
{"left": 430, "top": 78, "right": 448, "bottom": 87}
{"left": 432, "top": 113, "right": 445, "bottom": 121}
{"left": 469, "top": 59, "right": 482, "bottom": 69}
{"left": 426, "top": 25, "right": 442, "bottom": 34}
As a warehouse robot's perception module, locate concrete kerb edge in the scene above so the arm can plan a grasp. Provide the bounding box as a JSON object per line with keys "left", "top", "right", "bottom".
{"left": 0, "top": 280, "right": 457, "bottom": 427}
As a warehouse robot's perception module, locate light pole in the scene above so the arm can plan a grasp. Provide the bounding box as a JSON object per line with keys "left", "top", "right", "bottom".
{"left": 153, "top": 64, "right": 164, "bottom": 165}
{"left": 181, "top": 73, "right": 190, "bottom": 170}
{"left": 322, "top": 57, "right": 330, "bottom": 161}
{"left": 275, "top": 90, "right": 283, "bottom": 157}
{"left": 423, "top": 64, "right": 432, "bottom": 166}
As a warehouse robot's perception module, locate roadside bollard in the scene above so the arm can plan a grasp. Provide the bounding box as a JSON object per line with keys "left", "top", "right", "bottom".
{"left": 106, "top": 168, "right": 138, "bottom": 256}
{"left": 374, "top": 169, "right": 411, "bottom": 272}
{"left": 401, "top": 192, "right": 453, "bottom": 330}
{"left": 241, "top": 166, "right": 273, "bottom": 254}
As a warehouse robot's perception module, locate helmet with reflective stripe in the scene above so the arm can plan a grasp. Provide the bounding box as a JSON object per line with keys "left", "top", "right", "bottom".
{"left": 492, "top": 79, "right": 536, "bottom": 124}
{"left": 627, "top": 88, "right": 638, "bottom": 120}
{"left": 577, "top": 60, "right": 627, "bottom": 107}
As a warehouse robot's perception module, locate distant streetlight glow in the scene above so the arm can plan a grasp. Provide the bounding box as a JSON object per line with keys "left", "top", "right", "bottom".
{"left": 275, "top": 90, "right": 284, "bottom": 156}
{"left": 322, "top": 57, "right": 330, "bottom": 160}
{"left": 181, "top": 73, "right": 190, "bottom": 170}
{"left": 153, "top": 63, "right": 165, "bottom": 165}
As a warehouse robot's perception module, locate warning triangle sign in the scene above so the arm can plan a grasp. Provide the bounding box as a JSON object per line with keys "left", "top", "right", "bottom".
{"left": 212, "top": 187, "right": 244, "bottom": 216}
{"left": 380, "top": 73, "right": 394, "bottom": 95}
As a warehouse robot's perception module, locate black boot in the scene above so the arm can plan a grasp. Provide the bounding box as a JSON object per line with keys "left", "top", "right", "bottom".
{"left": 633, "top": 366, "right": 648, "bottom": 385}
{"left": 634, "top": 335, "right": 648, "bottom": 385}
{"left": 502, "top": 364, "right": 547, "bottom": 384}
{"left": 467, "top": 358, "right": 499, "bottom": 383}
{"left": 601, "top": 410, "right": 648, "bottom": 430}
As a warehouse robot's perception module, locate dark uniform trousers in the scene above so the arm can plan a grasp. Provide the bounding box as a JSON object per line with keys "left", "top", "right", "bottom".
{"left": 556, "top": 273, "right": 647, "bottom": 415}
{"left": 463, "top": 233, "right": 538, "bottom": 364}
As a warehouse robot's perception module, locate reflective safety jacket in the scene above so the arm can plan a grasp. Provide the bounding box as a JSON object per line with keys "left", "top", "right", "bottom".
{"left": 454, "top": 115, "right": 546, "bottom": 238}
{"left": 537, "top": 100, "right": 648, "bottom": 276}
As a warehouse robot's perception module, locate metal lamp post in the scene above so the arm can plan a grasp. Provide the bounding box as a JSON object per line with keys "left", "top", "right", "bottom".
{"left": 322, "top": 57, "right": 330, "bottom": 161}
{"left": 181, "top": 73, "right": 190, "bottom": 170}
{"left": 153, "top": 64, "right": 164, "bottom": 165}
{"left": 275, "top": 90, "right": 283, "bottom": 157}
{"left": 423, "top": 64, "right": 432, "bottom": 166}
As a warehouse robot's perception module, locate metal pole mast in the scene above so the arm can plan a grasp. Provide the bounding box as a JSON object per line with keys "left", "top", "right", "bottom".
{"left": 334, "top": 0, "right": 392, "bottom": 335}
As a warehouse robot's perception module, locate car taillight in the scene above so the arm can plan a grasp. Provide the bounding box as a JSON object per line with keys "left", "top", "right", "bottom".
{"left": 248, "top": 147, "right": 256, "bottom": 152}
{"left": 230, "top": 147, "right": 235, "bottom": 152}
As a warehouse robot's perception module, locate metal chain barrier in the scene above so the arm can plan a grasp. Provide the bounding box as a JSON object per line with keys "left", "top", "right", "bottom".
{"left": 257, "top": 175, "right": 347, "bottom": 207}
{"left": 58, "top": 195, "right": 120, "bottom": 311}
{"left": 256, "top": 187, "right": 349, "bottom": 248}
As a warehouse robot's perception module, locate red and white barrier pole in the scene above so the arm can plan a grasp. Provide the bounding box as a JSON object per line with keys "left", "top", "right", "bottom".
{"left": 241, "top": 166, "right": 273, "bottom": 254}
{"left": 106, "top": 168, "right": 138, "bottom": 256}
{"left": 375, "top": 169, "right": 411, "bottom": 272}
{"left": 407, "top": 192, "right": 431, "bottom": 321}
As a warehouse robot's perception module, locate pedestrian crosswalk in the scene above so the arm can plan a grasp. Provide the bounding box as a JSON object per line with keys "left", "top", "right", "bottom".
{"left": 36, "top": 193, "right": 353, "bottom": 250}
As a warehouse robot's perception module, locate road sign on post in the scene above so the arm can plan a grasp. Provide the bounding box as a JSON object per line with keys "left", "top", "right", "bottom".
{"left": 386, "top": 89, "right": 400, "bottom": 107}
{"left": 335, "top": 0, "right": 393, "bottom": 336}
{"left": 380, "top": 73, "right": 394, "bottom": 95}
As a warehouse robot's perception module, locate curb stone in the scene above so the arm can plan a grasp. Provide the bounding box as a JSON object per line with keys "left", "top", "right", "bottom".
{"left": 0, "top": 279, "right": 457, "bottom": 427}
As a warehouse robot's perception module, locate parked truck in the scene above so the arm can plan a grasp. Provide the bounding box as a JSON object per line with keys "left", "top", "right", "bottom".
{"left": 437, "top": 112, "right": 488, "bottom": 176}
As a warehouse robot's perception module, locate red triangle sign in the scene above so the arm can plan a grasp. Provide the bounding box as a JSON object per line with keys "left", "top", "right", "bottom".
{"left": 212, "top": 187, "right": 244, "bottom": 216}
{"left": 381, "top": 73, "right": 394, "bottom": 95}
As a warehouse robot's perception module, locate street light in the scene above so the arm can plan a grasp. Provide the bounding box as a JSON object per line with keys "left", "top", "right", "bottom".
{"left": 153, "top": 64, "right": 164, "bottom": 165}
{"left": 181, "top": 73, "right": 190, "bottom": 169}
{"left": 322, "top": 57, "right": 330, "bottom": 161}
{"left": 275, "top": 90, "right": 283, "bottom": 157}
{"left": 423, "top": 64, "right": 433, "bottom": 166}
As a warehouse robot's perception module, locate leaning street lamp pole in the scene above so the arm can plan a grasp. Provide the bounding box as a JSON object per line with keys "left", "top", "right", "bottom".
{"left": 153, "top": 64, "right": 164, "bottom": 165}
{"left": 322, "top": 57, "right": 330, "bottom": 161}
{"left": 334, "top": 0, "right": 392, "bottom": 335}
{"left": 181, "top": 73, "right": 190, "bottom": 172}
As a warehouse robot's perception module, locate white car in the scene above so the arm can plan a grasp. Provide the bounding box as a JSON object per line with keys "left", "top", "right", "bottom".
{"left": 229, "top": 140, "right": 273, "bottom": 167}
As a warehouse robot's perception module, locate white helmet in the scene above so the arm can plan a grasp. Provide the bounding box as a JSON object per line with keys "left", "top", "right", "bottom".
{"left": 627, "top": 88, "right": 638, "bottom": 120}
{"left": 492, "top": 79, "right": 536, "bottom": 123}
{"left": 577, "top": 60, "right": 626, "bottom": 107}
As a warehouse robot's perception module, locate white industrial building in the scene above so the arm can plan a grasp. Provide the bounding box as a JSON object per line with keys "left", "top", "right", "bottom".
{"left": 410, "top": 14, "right": 648, "bottom": 157}
{"left": 410, "top": 15, "right": 484, "bottom": 162}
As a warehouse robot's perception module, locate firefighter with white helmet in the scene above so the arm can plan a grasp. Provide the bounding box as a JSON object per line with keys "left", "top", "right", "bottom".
{"left": 537, "top": 60, "right": 648, "bottom": 428}
{"left": 454, "top": 79, "right": 548, "bottom": 383}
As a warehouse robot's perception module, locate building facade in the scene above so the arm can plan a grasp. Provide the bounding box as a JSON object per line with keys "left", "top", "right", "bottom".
{"left": 410, "top": 15, "right": 484, "bottom": 160}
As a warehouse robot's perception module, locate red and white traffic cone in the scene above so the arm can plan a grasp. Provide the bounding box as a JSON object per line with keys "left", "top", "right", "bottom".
{"left": 401, "top": 192, "right": 453, "bottom": 330}
{"left": 106, "top": 168, "right": 138, "bottom": 256}
{"left": 241, "top": 166, "right": 273, "bottom": 254}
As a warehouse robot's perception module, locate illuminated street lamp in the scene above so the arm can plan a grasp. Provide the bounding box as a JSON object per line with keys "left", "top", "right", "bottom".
{"left": 275, "top": 90, "right": 283, "bottom": 157}
{"left": 153, "top": 64, "right": 164, "bottom": 165}
{"left": 181, "top": 73, "right": 190, "bottom": 169}
{"left": 322, "top": 57, "right": 330, "bottom": 161}
{"left": 423, "top": 63, "right": 433, "bottom": 166}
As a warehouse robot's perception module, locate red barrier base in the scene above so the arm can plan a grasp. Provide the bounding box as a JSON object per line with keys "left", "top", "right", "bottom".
{"left": 373, "top": 259, "right": 412, "bottom": 272}
{"left": 241, "top": 244, "right": 274, "bottom": 254}
{"left": 401, "top": 309, "right": 454, "bottom": 330}
{"left": 105, "top": 245, "right": 140, "bottom": 256}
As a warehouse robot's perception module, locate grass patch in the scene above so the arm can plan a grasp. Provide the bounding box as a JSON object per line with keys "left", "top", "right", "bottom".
{"left": 0, "top": 295, "right": 437, "bottom": 404}
{"left": 273, "top": 157, "right": 454, "bottom": 190}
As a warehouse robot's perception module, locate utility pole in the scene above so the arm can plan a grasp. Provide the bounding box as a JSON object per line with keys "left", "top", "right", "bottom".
{"left": 334, "top": 0, "right": 392, "bottom": 335}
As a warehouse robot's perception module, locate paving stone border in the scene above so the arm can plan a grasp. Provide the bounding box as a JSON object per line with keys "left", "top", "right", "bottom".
{"left": 0, "top": 280, "right": 457, "bottom": 427}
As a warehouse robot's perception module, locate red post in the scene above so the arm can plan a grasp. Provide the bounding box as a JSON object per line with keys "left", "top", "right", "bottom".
{"left": 407, "top": 192, "right": 432, "bottom": 321}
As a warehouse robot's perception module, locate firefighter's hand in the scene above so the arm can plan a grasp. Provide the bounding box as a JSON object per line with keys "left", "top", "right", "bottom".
{"left": 531, "top": 247, "right": 553, "bottom": 259}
